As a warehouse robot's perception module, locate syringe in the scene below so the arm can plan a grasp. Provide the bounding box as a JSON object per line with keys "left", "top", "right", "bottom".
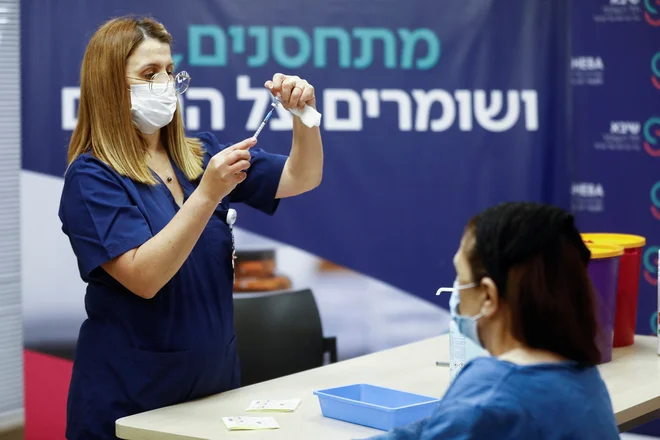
{"left": 253, "top": 94, "right": 282, "bottom": 138}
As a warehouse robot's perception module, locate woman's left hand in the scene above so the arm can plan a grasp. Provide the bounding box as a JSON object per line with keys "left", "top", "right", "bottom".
{"left": 265, "top": 74, "right": 316, "bottom": 110}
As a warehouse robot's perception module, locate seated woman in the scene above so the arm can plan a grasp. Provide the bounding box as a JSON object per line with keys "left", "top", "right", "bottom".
{"left": 369, "top": 202, "right": 619, "bottom": 440}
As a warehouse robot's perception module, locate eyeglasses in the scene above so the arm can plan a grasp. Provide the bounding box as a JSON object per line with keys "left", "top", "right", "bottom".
{"left": 127, "top": 71, "right": 191, "bottom": 96}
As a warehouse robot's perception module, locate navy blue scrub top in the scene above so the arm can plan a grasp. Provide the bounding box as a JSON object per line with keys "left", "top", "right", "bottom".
{"left": 58, "top": 132, "right": 287, "bottom": 439}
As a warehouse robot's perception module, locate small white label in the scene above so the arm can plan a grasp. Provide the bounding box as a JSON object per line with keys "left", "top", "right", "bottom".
{"left": 222, "top": 416, "right": 280, "bottom": 430}
{"left": 246, "top": 399, "right": 301, "bottom": 412}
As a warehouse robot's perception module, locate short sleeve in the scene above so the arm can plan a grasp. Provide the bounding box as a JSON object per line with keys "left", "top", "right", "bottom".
{"left": 197, "top": 132, "right": 287, "bottom": 215}
{"left": 419, "top": 402, "right": 484, "bottom": 439}
{"left": 58, "top": 156, "right": 153, "bottom": 279}
{"left": 426, "top": 401, "right": 526, "bottom": 440}
{"left": 364, "top": 418, "right": 428, "bottom": 440}
{"left": 363, "top": 403, "right": 477, "bottom": 440}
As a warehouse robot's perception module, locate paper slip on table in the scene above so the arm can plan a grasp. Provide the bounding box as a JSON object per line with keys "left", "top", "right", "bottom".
{"left": 116, "top": 334, "right": 660, "bottom": 439}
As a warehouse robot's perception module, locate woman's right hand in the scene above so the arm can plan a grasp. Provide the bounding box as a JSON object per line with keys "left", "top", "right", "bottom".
{"left": 198, "top": 137, "right": 257, "bottom": 203}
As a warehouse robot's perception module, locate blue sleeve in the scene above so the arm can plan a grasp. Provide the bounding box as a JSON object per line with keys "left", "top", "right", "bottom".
{"left": 366, "top": 401, "right": 524, "bottom": 440}
{"left": 419, "top": 403, "right": 485, "bottom": 439}
{"left": 365, "top": 418, "right": 428, "bottom": 440}
{"left": 58, "top": 156, "right": 153, "bottom": 279}
{"left": 197, "top": 132, "right": 287, "bottom": 215}
{"left": 365, "top": 403, "right": 477, "bottom": 440}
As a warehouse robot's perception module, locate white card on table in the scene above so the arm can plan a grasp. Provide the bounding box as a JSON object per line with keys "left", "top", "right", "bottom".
{"left": 246, "top": 399, "right": 302, "bottom": 412}
{"left": 222, "top": 416, "right": 280, "bottom": 430}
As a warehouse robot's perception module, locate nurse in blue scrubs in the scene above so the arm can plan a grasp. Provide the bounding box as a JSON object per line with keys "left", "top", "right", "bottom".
{"left": 58, "top": 16, "right": 323, "bottom": 439}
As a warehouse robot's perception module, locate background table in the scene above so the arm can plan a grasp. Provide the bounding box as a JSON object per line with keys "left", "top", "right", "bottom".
{"left": 116, "top": 335, "right": 660, "bottom": 439}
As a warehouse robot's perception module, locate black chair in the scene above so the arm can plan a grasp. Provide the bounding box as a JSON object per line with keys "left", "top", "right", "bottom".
{"left": 233, "top": 288, "right": 338, "bottom": 386}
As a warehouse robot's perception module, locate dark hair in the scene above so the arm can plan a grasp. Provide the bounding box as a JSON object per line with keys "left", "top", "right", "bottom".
{"left": 464, "top": 202, "right": 601, "bottom": 365}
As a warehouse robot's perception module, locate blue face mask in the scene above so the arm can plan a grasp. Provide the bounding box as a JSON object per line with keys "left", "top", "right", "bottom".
{"left": 437, "top": 280, "right": 484, "bottom": 348}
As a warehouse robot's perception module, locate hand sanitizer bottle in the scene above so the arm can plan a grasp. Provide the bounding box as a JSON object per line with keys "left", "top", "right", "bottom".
{"left": 449, "top": 320, "right": 487, "bottom": 381}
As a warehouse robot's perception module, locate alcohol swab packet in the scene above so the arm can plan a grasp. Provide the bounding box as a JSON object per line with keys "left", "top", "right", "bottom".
{"left": 222, "top": 416, "right": 280, "bottom": 431}
{"left": 246, "top": 399, "right": 302, "bottom": 412}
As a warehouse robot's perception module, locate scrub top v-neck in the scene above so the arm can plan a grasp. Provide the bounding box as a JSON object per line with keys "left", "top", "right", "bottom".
{"left": 151, "top": 162, "right": 186, "bottom": 209}
{"left": 58, "top": 132, "right": 287, "bottom": 440}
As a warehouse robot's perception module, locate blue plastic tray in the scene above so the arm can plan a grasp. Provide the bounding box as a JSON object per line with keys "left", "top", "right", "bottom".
{"left": 313, "top": 384, "right": 441, "bottom": 431}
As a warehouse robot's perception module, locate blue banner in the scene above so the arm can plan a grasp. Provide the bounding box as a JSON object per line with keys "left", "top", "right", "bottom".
{"left": 21, "top": 0, "right": 571, "bottom": 308}
{"left": 570, "top": 1, "right": 659, "bottom": 435}
{"left": 571, "top": 0, "right": 659, "bottom": 336}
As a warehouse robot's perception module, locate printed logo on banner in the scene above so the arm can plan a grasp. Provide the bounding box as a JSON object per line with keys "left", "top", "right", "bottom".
{"left": 645, "top": 0, "right": 660, "bottom": 25}
{"left": 571, "top": 182, "right": 605, "bottom": 212}
{"left": 643, "top": 117, "right": 660, "bottom": 156}
{"left": 643, "top": 246, "right": 659, "bottom": 285}
{"left": 60, "top": 25, "right": 541, "bottom": 134}
{"left": 593, "top": 0, "right": 660, "bottom": 24}
{"left": 639, "top": 246, "right": 658, "bottom": 336}
{"left": 571, "top": 56, "right": 605, "bottom": 86}
{"left": 649, "top": 181, "right": 660, "bottom": 219}
{"left": 652, "top": 52, "right": 660, "bottom": 89}
{"left": 595, "top": 120, "right": 642, "bottom": 151}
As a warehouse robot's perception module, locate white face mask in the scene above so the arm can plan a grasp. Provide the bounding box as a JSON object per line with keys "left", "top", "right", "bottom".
{"left": 130, "top": 83, "right": 177, "bottom": 134}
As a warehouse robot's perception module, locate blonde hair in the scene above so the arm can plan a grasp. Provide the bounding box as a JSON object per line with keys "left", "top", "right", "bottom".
{"left": 67, "top": 16, "right": 204, "bottom": 184}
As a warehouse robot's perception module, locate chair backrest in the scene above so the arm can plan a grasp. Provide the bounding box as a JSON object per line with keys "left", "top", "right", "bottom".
{"left": 233, "top": 289, "right": 324, "bottom": 386}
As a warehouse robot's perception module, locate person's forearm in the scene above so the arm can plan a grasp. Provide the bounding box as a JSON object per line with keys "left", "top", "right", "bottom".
{"left": 110, "top": 189, "right": 218, "bottom": 298}
{"left": 290, "top": 116, "right": 323, "bottom": 188}
{"left": 277, "top": 117, "right": 323, "bottom": 198}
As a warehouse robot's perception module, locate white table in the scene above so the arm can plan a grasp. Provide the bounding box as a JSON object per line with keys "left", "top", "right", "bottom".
{"left": 116, "top": 335, "right": 660, "bottom": 439}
